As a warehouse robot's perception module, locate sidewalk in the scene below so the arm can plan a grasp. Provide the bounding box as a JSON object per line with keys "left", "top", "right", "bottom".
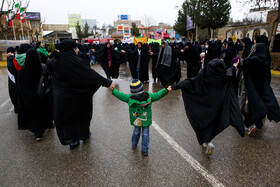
{"left": 1, "top": 60, "right": 280, "bottom": 77}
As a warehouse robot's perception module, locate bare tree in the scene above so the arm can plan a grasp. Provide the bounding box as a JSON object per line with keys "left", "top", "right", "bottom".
{"left": 142, "top": 14, "right": 156, "bottom": 27}
{"left": 0, "top": 0, "right": 30, "bottom": 39}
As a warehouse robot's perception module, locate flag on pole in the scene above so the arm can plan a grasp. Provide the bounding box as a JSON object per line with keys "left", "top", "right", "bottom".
{"left": 20, "top": 13, "right": 26, "bottom": 23}
{"left": 15, "top": 3, "right": 20, "bottom": 13}
{"left": 20, "top": 7, "right": 25, "bottom": 13}
{"left": 9, "top": 20, "right": 13, "bottom": 26}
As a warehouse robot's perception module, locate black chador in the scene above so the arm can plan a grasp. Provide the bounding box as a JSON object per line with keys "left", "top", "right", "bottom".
{"left": 156, "top": 42, "right": 181, "bottom": 87}
{"left": 17, "top": 49, "right": 53, "bottom": 139}
{"left": 183, "top": 42, "right": 201, "bottom": 78}
{"left": 128, "top": 42, "right": 150, "bottom": 82}
{"left": 6, "top": 47, "right": 18, "bottom": 112}
{"left": 50, "top": 40, "right": 112, "bottom": 147}
{"left": 172, "top": 59, "right": 245, "bottom": 144}
{"left": 96, "top": 42, "right": 122, "bottom": 79}
{"left": 241, "top": 43, "right": 280, "bottom": 128}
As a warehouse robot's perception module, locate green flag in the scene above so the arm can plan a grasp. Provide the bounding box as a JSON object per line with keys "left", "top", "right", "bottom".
{"left": 20, "top": 7, "right": 25, "bottom": 13}
{"left": 15, "top": 3, "right": 19, "bottom": 8}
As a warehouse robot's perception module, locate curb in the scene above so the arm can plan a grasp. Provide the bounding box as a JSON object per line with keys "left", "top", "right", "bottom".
{"left": 0, "top": 61, "right": 6, "bottom": 68}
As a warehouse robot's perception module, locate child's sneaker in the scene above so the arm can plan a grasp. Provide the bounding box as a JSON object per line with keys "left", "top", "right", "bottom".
{"left": 141, "top": 151, "right": 148, "bottom": 156}
{"left": 206, "top": 143, "right": 214, "bottom": 155}
{"left": 248, "top": 124, "right": 256, "bottom": 135}
{"left": 202, "top": 143, "right": 207, "bottom": 148}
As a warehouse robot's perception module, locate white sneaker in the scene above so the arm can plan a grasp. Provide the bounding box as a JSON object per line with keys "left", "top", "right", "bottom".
{"left": 202, "top": 143, "right": 207, "bottom": 148}
{"left": 206, "top": 143, "right": 214, "bottom": 155}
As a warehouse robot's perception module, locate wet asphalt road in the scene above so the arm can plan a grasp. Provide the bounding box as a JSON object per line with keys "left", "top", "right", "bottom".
{"left": 0, "top": 63, "right": 279, "bottom": 187}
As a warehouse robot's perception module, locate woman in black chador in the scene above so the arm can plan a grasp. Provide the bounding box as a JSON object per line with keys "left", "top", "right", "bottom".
{"left": 154, "top": 42, "right": 181, "bottom": 87}
{"left": 169, "top": 59, "right": 245, "bottom": 155}
{"left": 96, "top": 42, "right": 122, "bottom": 79}
{"left": 17, "top": 49, "right": 53, "bottom": 140}
{"left": 49, "top": 39, "right": 113, "bottom": 150}
{"left": 239, "top": 43, "right": 280, "bottom": 135}
{"left": 128, "top": 42, "right": 150, "bottom": 82}
{"left": 182, "top": 42, "right": 201, "bottom": 78}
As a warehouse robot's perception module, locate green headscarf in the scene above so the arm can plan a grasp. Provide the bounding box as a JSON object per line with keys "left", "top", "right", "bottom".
{"left": 15, "top": 53, "right": 27, "bottom": 67}
{"left": 37, "top": 45, "right": 49, "bottom": 57}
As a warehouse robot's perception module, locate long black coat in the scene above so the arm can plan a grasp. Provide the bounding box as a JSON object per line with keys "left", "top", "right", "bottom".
{"left": 242, "top": 43, "right": 280, "bottom": 128}
{"left": 172, "top": 59, "right": 245, "bottom": 144}
{"left": 50, "top": 40, "right": 112, "bottom": 145}
{"left": 128, "top": 45, "right": 150, "bottom": 82}
{"left": 17, "top": 49, "right": 53, "bottom": 137}
{"left": 96, "top": 44, "right": 122, "bottom": 79}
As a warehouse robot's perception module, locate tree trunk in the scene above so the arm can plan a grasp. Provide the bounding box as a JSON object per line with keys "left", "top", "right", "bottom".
{"left": 269, "top": 2, "right": 280, "bottom": 52}
{"left": 208, "top": 27, "right": 211, "bottom": 39}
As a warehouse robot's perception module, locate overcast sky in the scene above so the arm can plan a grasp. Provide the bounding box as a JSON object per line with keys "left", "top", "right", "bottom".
{"left": 20, "top": 0, "right": 244, "bottom": 26}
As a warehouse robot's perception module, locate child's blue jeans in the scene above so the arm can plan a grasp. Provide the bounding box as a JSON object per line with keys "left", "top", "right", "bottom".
{"left": 132, "top": 126, "right": 149, "bottom": 153}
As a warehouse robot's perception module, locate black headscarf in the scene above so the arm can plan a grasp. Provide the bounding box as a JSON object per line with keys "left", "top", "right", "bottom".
{"left": 172, "top": 59, "right": 245, "bottom": 144}
{"left": 7, "top": 47, "right": 16, "bottom": 53}
{"left": 241, "top": 37, "right": 253, "bottom": 58}
{"left": 18, "top": 43, "right": 31, "bottom": 54}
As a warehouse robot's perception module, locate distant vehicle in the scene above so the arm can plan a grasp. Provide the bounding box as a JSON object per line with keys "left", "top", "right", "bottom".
{"left": 83, "top": 38, "right": 114, "bottom": 44}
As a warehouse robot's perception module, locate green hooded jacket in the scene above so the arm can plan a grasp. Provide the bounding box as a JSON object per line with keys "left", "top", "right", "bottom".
{"left": 112, "top": 88, "right": 168, "bottom": 127}
{"left": 15, "top": 53, "right": 27, "bottom": 67}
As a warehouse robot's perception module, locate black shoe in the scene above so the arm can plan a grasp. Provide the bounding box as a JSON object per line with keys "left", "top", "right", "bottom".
{"left": 132, "top": 145, "right": 137, "bottom": 149}
{"left": 70, "top": 141, "right": 80, "bottom": 150}
{"left": 141, "top": 151, "right": 148, "bottom": 156}
{"left": 35, "top": 133, "right": 43, "bottom": 141}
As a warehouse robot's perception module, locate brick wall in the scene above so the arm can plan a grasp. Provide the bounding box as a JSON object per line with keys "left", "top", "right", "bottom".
{"left": 271, "top": 52, "right": 280, "bottom": 70}
{"left": 267, "top": 10, "right": 278, "bottom": 23}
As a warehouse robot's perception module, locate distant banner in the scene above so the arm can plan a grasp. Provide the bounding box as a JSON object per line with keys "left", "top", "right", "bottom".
{"left": 187, "top": 16, "right": 193, "bottom": 31}
{"left": 147, "top": 38, "right": 161, "bottom": 45}
{"left": 122, "top": 37, "right": 134, "bottom": 44}
{"left": 0, "top": 40, "right": 29, "bottom": 52}
{"left": 68, "top": 14, "right": 81, "bottom": 28}
{"left": 154, "top": 27, "right": 164, "bottom": 39}
{"left": 133, "top": 36, "right": 147, "bottom": 45}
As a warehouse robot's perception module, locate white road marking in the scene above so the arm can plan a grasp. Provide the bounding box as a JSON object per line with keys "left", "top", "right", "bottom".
{"left": 9, "top": 106, "right": 14, "bottom": 112}
{"left": 0, "top": 99, "right": 10, "bottom": 109}
{"left": 152, "top": 121, "right": 225, "bottom": 187}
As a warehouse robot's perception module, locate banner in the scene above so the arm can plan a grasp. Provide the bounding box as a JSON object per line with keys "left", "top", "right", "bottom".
{"left": 154, "top": 27, "right": 164, "bottom": 39}
{"left": 68, "top": 14, "right": 81, "bottom": 28}
{"left": 122, "top": 37, "right": 134, "bottom": 44}
{"left": 133, "top": 36, "right": 147, "bottom": 45}
{"left": 187, "top": 16, "right": 193, "bottom": 30}
{"left": 147, "top": 38, "right": 161, "bottom": 45}
{"left": 0, "top": 40, "right": 29, "bottom": 52}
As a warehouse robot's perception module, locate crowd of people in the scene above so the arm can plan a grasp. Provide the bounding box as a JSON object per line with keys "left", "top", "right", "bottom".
{"left": 5, "top": 36, "right": 280, "bottom": 155}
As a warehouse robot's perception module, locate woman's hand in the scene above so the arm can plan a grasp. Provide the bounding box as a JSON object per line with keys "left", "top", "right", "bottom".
{"left": 109, "top": 83, "right": 115, "bottom": 91}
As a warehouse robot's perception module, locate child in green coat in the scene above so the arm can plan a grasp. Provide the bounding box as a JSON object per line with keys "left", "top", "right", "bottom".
{"left": 111, "top": 79, "right": 169, "bottom": 156}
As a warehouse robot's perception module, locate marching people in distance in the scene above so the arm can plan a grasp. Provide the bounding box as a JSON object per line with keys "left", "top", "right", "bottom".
{"left": 48, "top": 39, "right": 114, "bottom": 150}
{"left": 182, "top": 42, "right": 201, "bottom": 78}
{"left": 111, "top": 79, "right": 169, "bottom": 156}
{"left": 17, "top": 48, "right": 54, "bottom": 141}
{"left": 238, "top": 42, "right": 280, "bottom": 135}
{"left": 96, "top": 42, "right": 123, "bottom": 79}
{"left": 127, "top": 42, "right": 150, "bottom": 83}
{"left": 6, "top": 47, "right": 18, "bottom": 113}
{"left": 168, "top": 59, "right": 245, "bottom": 155}
{"left": 152, "top": 41, "right": 181, "bottom": 87}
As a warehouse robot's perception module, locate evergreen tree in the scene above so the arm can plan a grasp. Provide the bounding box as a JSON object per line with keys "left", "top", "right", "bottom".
{"left": 173, "top": 2, "right": 188, "bottom": 37}
{"left": 75, "top": 21, "right": 83, "bottom": 40}
{"left": 83, "top": 22, "right": 90, "bottom": 38}
{"left": 131, "top": 22, "right": 140, "bottom": 37}
{"left": 188, "top": 0, "right": 231, "bottom": 38}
